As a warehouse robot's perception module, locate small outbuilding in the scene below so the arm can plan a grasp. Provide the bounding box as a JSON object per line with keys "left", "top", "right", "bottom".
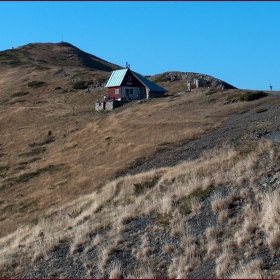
{"left": 105, "top": 67, "right": 168, "bottom": 100}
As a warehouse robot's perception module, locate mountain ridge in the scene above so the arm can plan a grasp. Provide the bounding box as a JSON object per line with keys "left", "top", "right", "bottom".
{"left": 0, "top": 41, "right": 236, "bottom": 91}
{"left": 1, "top": 41, "right": 122, "bottom": 72}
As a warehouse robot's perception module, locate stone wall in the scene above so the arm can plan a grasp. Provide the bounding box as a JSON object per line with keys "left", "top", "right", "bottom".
{"left": 95, "top": 101, "right": 104, "bottom": 111}
{"left": 95, "top": 100, "right": 130, "bottom": 111}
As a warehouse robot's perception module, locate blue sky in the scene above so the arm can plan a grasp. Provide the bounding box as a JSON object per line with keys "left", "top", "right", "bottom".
{"left": 0, "top": 1, "right": 279, "bottom": 90}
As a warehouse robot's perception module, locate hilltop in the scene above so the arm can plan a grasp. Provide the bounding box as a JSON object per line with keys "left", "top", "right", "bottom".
{"left": 1, "top": 42, "right": 121, "bottom": 71}
{"left": 1, "top": 42, "right": 280, "bottom": 278}
{"left": 0, "top": 41, "right": 236, "bottom": 99}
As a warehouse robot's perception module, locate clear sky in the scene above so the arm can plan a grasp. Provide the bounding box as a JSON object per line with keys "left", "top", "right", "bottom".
{"left": 0, "top": 1, "right": 279, "bottom": 90}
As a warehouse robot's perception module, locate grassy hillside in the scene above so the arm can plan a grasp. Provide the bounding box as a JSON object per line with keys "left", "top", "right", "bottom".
{"left": 1, "top": 138, "right": 280, "bottom": 278}
{"left": 0, "top": 42, "right": 121, "bottom": 71}
{"left": 0, "top": 82, "right": 270, "bottom": 237}
{"left": 1, "top": 42, "right": 280, "bottom": 278}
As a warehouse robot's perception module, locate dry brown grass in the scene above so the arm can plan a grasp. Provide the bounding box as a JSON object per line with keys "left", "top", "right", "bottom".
{"left": 218, "top": 209, "right": 229, "bottom": 223}
{"left": 216, "top": 247, "right": 236, "bottom": 278}
{"left": 1, "top": 53, "right": 274, "bottom": 239}
{"left": 3, "top": 48, "right": 269, "bottom": 276}
{"left": 205, "top": 226, "right": 219, "bottom": 240}
{"left": 206, "top": 240, "right": 220, "bottom": 258}
{"left": 261, "top": 190, "right": 280, "bottom": 231}
{"left": 0, "top": 65, "right": 280, "bottom": 278}
{"left": 228, "top": 259, "right": 264, "bottom": 278}
{"left": 108, "top": 260, "right": 123, "bottom": 279}
{"left": 162, "top": 244, "right": 175, "bottom": 254}
{"left": 211, "top": 194, "right": 229, "bottom": 215}
{"left": 267, "top": 228, "right": 280, "bottom": 250}
{"left": 234, "top": 230, "right": 251, "bottom": 248}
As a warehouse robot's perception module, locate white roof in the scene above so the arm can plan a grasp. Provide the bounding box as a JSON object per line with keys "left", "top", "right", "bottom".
{"left": 105, "top": 69, "right": 168, "bottom": 93}
{"left": 105, "top": 69, "right": 128, "bottom": 87}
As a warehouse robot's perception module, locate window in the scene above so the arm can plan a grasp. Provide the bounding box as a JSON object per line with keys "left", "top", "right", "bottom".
{"left": 128, "top": 76, "right": 132, "bottom": 81}
{"left": 115, "top": 89, "right": 119, "bottom": 95}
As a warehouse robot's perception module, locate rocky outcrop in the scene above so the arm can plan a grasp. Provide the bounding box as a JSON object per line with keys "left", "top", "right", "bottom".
{"left": 150, "top": 71, "right": 236, "bottom": 90}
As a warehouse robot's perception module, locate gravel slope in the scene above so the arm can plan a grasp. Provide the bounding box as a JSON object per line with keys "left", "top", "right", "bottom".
{"left": 14, "top": 93, "right": 280, "bottom": 279}
{"left": 128, "top": 93, "right": 280, "bottom": 175}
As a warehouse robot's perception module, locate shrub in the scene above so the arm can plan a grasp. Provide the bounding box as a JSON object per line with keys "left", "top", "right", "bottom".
{"left": 153, "top": 74, "right": 170, "bottom": 83}
{"left": 28, "top": 131, "right": 54, "bottom": 147}
{"left": 239, "top": 91, "right": 267, "bottom": 102}
{"left": 153, "top": 212, "right": 172, "bottom": 226}
{"left": 72, "top": 81, "right": 88, "bottom": 89}
{"left": 9, "top": 60, "right": 23, "bottom": 67}
{"left": 133, "top": 156, "right": 146, "bottom": 167}
{"left": 18, "top": 147, "right": 46, "bottom": 157}
{"left": 27, "top": 81, "right": 45, "bottom": 88}
{"left": 173, "top": 185, "right": 214, "bottom": 215}
{"left": 43, "top": 130, "right": 54, "bottom": 144}
{"left": 226, "top": 93, "right": 241, "bottom": 102}
{"left": 11, "top": 91, "right": 29, "bottom": 98}
{"left": 4, "top": 164, "right": 65, "bottom": 186}
{"left": 28, "top": 157, "right": 41, "bottom": 163}
{"left": 206, "top": 88, "right": 219, "bottom": 95}
{"left": 0, "top": 165, "right": 9, "bottom": 173}
{"left": 208, "top": 98, "right": 216, "bottom": 103}
{"left": 255, "top": 108, "right": 267, "bottom": 113}
{"left": 134, "top": 176, "right": 160, "bottom": 196}
{"left": 36, "top": 66, "right": 50, "bottom": 71}
{"left": 54, "top": 69, "right": 63, "bottom": 75}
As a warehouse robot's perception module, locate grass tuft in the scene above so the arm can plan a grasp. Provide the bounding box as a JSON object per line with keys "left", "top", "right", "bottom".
{"left": 173, "top": 185, "right": 214, "bottom": 215}
{"left": 134, "top": 176, "right": 160, "bottom": 196}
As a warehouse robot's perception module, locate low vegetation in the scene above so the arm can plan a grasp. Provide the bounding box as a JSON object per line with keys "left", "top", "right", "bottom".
{"left": 18, "top": 147, "right": 46, "bottom": 158}
{"left": 10, "top": 91, "right": 29, "bottom": 98}
{"left": 3, "top": 164, "right": 65, "bottom": 187}
{"left": 206, "top": 88, "right": 220, "bottom": 95}
{"left": 1, "top": 140, "right": 280, "bottom": 278}
{"left": 133, "top": 176, "right": 160, "bottom": 196}
{"left": 173, "top": 184, "right": 214, "bottom": 215}
{"left": 0, "top": 165, "right": 9, "bottom": 174}
{"left": 255, "top": 107, "right": 267, "bottom": 113}
{"left": 72, "top": 81, "right": 88, "bottom": 89}
{"left": 239, "top": 91, "right": 267, "bottom": 102}
{"left": 30, "top": 130, "right": 55, "bottom": 146}
{"left": 226, "top": 91, "right": 268, "bottom": 103}
{"left": 27, "top": 81, "right": 45, "bottom": 88}
{"left": 153, "top": 73, "right": 170, "bottom": 83}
